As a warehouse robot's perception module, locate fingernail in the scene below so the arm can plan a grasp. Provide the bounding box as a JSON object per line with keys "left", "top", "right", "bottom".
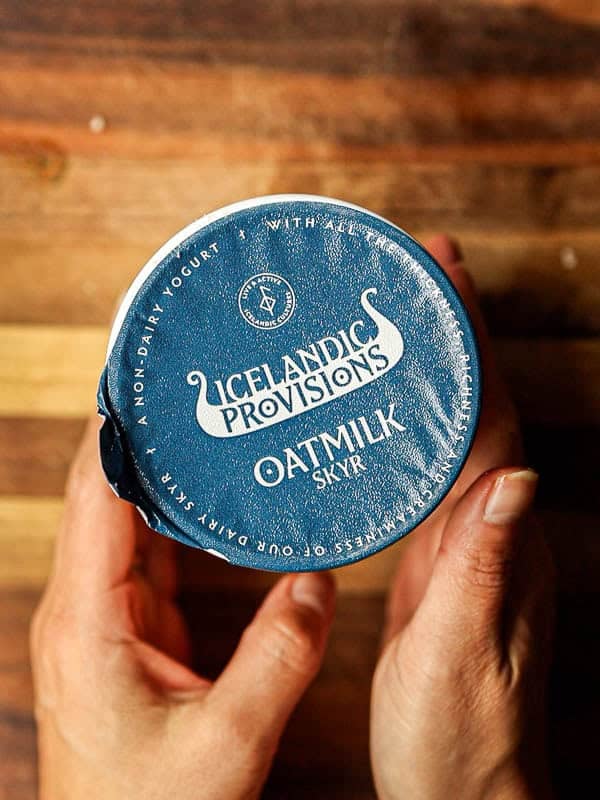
{"left": 483, "top": 469, "right": 538, "bottom": 525}
{"left": 291, "top": 573, "right": 332, "bottom": 617}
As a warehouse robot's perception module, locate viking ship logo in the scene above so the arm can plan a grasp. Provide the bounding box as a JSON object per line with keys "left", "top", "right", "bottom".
{"left": 187, "top": 288, "right": 404, "bottom": 439}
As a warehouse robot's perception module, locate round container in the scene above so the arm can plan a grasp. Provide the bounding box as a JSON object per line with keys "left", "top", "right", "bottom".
{"left": 98, "top": 195, "right": 481, "bottom": 571}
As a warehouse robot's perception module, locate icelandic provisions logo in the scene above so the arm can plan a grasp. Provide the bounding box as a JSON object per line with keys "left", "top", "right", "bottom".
{"left": 187, "top": 288, "right": 404, "bottom": 438}
{"left": 238, "top": 272, "right": 296, "bottom": 330}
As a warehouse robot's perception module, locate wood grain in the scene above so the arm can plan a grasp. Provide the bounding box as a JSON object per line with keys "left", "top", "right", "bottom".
{"left": 4, "top": 156, "right": 600, "bottom": 235}
{"left": 0, "top": 493, "right": 406, "bottom": 592}
{"left": 0, "top": 418, "right": 86, "bottom": 497}
{"left": 2, "top": 226, "right": 599, "bottom": 334}
{"left": 2, "top": 0, "right": 599, "bottom": 79}
{"left": 0, "top": 497, "right": 62, "bottom": 589}
{"left": 0, "top": 325, "right": 105, "bottom": 419}
{"left": 0, "top": 493, "right": 596, "bottom": 593}
{"left": 1, "top": 0, "right": 599, "bottom": 796}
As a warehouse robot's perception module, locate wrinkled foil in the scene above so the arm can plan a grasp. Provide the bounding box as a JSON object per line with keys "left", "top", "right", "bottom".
{"left": 97, "top": 195, "right": 481, "bottom": 572}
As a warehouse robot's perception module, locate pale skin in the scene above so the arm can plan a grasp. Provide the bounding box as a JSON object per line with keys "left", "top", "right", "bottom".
{"left": 30, "top": 236, "right": 556, "bottom": 799}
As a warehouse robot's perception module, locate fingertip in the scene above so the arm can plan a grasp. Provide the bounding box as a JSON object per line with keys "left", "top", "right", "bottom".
{"left": 447, "top": 262, "right": 477, "bottom": 297}
{"left": 424, "top": 234, "right": 463, "bottom": 266}
{"left": 422, "top": 238, "right": 515, "bottom": 426}
{"left": 239, "top": 572, "right": 336, "bottom": 671}
{"left": 64, "top": 412, "right": 110, "bottom": 505}
{"left": 482, "top": 468, "right": 538, "bottom": 526}
{"left": 210, "top": 572, "right": 335, "bottom": 748}
{"left": 439, "top": 467, "right": 537, "bottom": 597}
{"left": 290, "top": 571, "right": 336, "bottom": 619}
{"left": 55, "top": 411, "right": 139, "bottom": 596}
{"left": 423, "top": 234, "right": 479, "bottom": 312}
{"left": 83, "top": 411, "right": 105, "bottom": 455}
{"left": 405, "top": 466, "right": 540, "bottom": 646}
{"left": 441, "top": 466, "right": 536, "bottom": 547}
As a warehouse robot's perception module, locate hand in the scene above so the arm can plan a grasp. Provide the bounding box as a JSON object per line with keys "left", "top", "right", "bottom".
{"left": 370, "top": 236, "right": 556, "bottom": 800}
{"left": 30, "top": 418, "right": 336, "bottom": 800}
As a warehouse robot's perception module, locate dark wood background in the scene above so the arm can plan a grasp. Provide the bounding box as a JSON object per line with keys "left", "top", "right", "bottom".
{"left": 1, "top": 1, "right": 599, "bottom": 797}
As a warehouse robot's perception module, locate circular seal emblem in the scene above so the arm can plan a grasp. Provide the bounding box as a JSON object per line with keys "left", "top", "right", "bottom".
{"left": 238, "top": 272, "right": 296, "bottom": 330}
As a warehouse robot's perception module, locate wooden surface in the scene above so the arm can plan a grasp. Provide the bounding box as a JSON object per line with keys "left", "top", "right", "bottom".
{"left": 1, "top": 1, "right": 599, "bottom": 797}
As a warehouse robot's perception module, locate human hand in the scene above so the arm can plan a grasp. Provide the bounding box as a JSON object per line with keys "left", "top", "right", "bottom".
{"left": 30, "top": 417, "right": 336, "bottom": 800}
{"left": 370, "top": 236, "right": 556, "bottom": 800}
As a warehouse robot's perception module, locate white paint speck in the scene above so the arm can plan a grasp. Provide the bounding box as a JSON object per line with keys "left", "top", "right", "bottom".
{"left": 89, "top": 114, "right": 106, "bottom": 134}
{"left": 560, "top": 246, "right": 578, "bottom": 270}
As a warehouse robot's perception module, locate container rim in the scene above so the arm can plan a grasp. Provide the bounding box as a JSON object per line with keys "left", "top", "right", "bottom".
{"left": 107, "top": 193, "right": 427, "bottom": 357}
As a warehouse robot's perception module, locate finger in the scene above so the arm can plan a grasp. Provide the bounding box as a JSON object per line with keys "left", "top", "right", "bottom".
{"left": 51, "top": 413, "right": 138, "bottom": 598}
{"left": 209, "top": 572, "right": 335, "bottom": 751}
{"left": 133, "top": 513, "right": 179, "bottom": 598}
{"left": 424, "top": 234, "right": 515, "bottom": 418}
{"left": 123, "top": 569, "right": 191, "bottom": 664}
{"left": 131, "top": 638, "right": 210, "bottom": 695}
{"left": 381, "top": 513, "right": 444, "bottom": 645}
{"left": 424, "top": 235, "right": 491, "bottom": 366}
{"left": 410, "top": 467, "right": 539, "bottom": 651}
{"left": 503, "top": 516, "right": 556, "bottom": 672}
{"left": 146, "top": 533, "right": 178, "bottom": 598}
{"left": 425, "top": 234, "right": 465, "bottom": 272}
{"left": 424, "top": 234, "right": 481, "bottom": 334}
{"left": 53, "top": 412, "right": 180, "bottom": 602}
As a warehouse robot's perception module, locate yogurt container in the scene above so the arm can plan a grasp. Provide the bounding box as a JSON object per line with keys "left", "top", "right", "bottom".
{"left": 97, "top": 195, "right": 481, "bottom": 571}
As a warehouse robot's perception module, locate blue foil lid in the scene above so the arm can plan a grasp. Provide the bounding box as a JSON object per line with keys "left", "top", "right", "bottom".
{"left": 98, "top": 195, "right": 481, "bottom": 571}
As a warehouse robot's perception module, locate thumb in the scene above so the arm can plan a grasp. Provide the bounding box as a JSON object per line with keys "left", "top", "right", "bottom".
{"left": 411, "top": 467, "right": 538, "bottom": 651}
{"left": 208, "top": 572, "right": 335, "bottom": 756}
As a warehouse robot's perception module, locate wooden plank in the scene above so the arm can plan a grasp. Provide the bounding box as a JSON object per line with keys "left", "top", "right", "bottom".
{"left": 469, "top": 233, "right": 600, "bottom": 336}
{"left": 487, "top": 0, "right": 600, "bottom": 24}
{"left": 1, "top": 418, "right": 597, "bottom": 513}
{"left": 0, "top": 497, "right": 62, "bottom": 589}
{"left": 0, "top": 590, "right": 35, "bottom": 714}
{"left": 523, "top": 425, "right": 600, "bottom": 511}
{"left": 0, "top": 236, "right": 141, "bottom": 327}
{"left": 2, "top": 230, "right": 599, "bottom": 333}
{"left": 0, "top": 590, "right": 37, "bottom": 800}
{"left": 2, "top": 61, "right": 600, "bottom": 158}
{"left": 493, "top": 338, "right": 600, "bottom": 425}
{"left": 487, "top": 0, "right": 600, "bottom": 22}
{"left": 1, "top": 325, "right": 599, "bottom": 424}
{"left": 0, "top": 325, "right": 105, "bottom": 420}
{"left": 3, "top": 155, "right": 600, "bottom": 236}
{"left": 0, "top": 494, "right": 596, "bottom": 592}
{"left": 0, "top": 494, "right": 405, "bottom": 592}
{"left": 0, "top": 418, "right": 86, "bottom": 497}
{"left": 1, "top": 1, "right": 600, "bottom": 82}
{"left": 3, "top": 120, "right": 600, "bottom": 165}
